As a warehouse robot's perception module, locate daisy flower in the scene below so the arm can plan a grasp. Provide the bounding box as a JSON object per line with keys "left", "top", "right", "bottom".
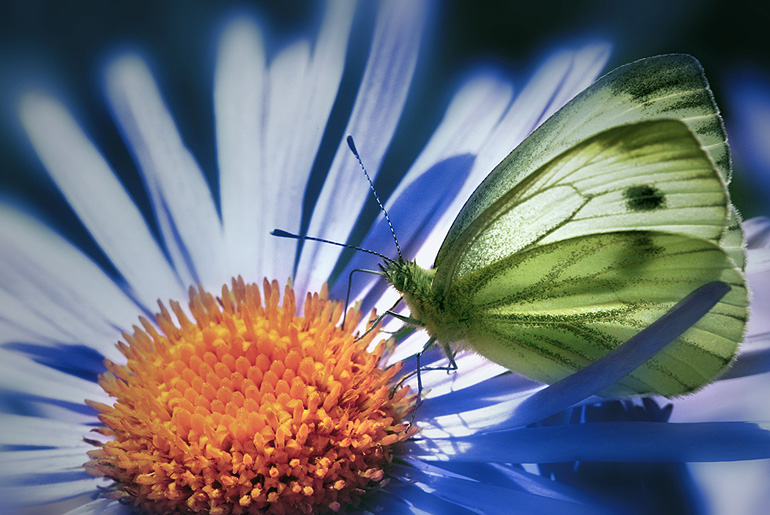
{"left": 2, "top": 2, "right": 770, "bottom": 514}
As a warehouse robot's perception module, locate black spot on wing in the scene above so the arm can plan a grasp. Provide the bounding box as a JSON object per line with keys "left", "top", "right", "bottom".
{"left": 624, "top": 185, "right": 666, "bottom": 211}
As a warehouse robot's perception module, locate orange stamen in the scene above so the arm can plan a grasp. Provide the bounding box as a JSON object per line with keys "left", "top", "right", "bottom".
{"left": 86, "top": 277, "right": 416, "bottom": 514}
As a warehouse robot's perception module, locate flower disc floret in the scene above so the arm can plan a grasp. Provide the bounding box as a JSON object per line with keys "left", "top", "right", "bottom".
{"left": 86, "top": 277, "right": 415, "bottom": 514}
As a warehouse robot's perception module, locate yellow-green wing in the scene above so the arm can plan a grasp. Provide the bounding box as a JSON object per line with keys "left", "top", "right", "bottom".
{"left": 433, "top": 119, "right": 735, "bottom": 292}
{"left": 437, "top": 54, "right": 733, "bottom": 270}
{"left": 445, "top": 231, "right": 748, "bottom": 397}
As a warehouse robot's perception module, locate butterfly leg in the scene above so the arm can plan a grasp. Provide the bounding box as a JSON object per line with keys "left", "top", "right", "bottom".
{"left": 410, "top": 336, "right": 436, "bottom": 423}
{"left": 354, "top": 297, "right": 412, "bottom": 342}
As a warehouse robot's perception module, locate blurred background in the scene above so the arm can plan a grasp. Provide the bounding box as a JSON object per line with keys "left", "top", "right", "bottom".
{"left": 1, "top": 0, "right": 768, "bottom": 261}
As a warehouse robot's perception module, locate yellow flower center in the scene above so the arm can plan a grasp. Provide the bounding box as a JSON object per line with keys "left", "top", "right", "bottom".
{"left": 85, "top": 277, "right": 415, "bottom": 514}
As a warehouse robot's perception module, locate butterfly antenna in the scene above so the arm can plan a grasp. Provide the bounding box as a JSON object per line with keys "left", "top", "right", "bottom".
{"left": 271, "top": 229, "right": 394, "bottom": 264}
{"left": 346, "top": 135, "right": 404, "bottom": 262}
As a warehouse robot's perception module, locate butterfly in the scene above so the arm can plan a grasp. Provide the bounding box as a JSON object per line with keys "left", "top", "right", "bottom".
{"left": 382, "top": 54, "right": 748, "bottom": 397}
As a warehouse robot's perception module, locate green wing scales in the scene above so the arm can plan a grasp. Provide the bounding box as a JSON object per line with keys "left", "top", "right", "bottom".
{"left": 444, "top": 231, "right": 747, "bottom": 396}
{"left": 433, "top": 119, "right": 734, "bottom": 292}
{"left": 437, "top": 54, "right": 734, "bottom": 269}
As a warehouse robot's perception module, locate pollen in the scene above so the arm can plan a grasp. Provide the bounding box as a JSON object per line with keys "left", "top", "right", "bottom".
{"left": 85, "top": 277, "right": 416, "bottom": 514}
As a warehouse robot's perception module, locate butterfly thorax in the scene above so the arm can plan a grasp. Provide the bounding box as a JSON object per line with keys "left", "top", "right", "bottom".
{"left": 382, "top": 260, "right": 468, "bottom": 344}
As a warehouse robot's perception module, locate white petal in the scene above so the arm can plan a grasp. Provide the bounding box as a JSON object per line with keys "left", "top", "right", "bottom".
{"left": 262, "top": 2, "right": 356, "bottom": 282}
{"left": 216, "top": 17, "right": 268, "bottom": 283}
{"left": 416, "top": 388, "right": 543, "bottom": 438}
{"left": 0, "top": 447, "right": 92, "bottom": 478}
{"left": 0, "top": 349, "right": 108, "bottom": 405}
{"left": 106, "top": 55, "right": 225, "bottom": 292}
{"left": 0, "top": 206, "right": 138, "bottom": 358}
{"left": 30, "top": 399, "right": 104, "bottom": 426}
{"left": 18, "top": 94, "right": 186, "bottom": 310}
{"left": 391, "top": 75, "right": 514, "bottom": 203}
{"left": 3, "top": 477, "right": 106, "bottom": 506}
{"left": 690, "top": 461, "right": 770, "bottom": 515}
{"left": 416, "top": 354, "right": 509, "bottom": 398}
{"left": 217, "top": 4, "right": 355, "bottom": 285}
{"left": 262, "top": 40, "right": 313, "bottom": 282}
{"left": 0, "top": 288, "right": 74, "bottom": 345}
{"left": 745, "top": 217, "right": 770, "bottom": 339}
{"left": 295, "top": 0, "right": 427, "bottom": 294}
{"left": 0, "top": 414, "right": 91, "bottom": 447}
{"left": 64, "top": 497, "right": 131, "bottom": 515}
{"left": 671, "top": 369, "right": 770, "bottom": 423}
{"left": 478, "top": 43, "right": 611, "bottom": 174}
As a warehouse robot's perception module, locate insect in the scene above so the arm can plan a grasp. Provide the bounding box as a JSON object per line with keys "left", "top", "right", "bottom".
{"left": 381, "top": 54, "right": 748, "bottom": 397}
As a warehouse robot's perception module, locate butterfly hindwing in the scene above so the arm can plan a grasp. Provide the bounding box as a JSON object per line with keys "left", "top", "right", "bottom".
{"left": 444, "top": 231, "right": 747, "bottom": 396}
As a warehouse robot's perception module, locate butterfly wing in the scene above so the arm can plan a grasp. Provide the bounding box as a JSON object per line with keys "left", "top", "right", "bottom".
{"left": 436, "top": 54, "right": 740, "bottom": 271}
{"left": 434, "top": 119, "right": 737, "bottom": 290}
{"left": 433, "top": 120, "right": 747, "bottom": 396}
{"left": 444, "top": 231, "right": 746, "bottom": 396}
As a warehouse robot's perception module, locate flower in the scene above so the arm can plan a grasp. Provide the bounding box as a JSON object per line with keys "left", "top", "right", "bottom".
{"left": 2, "top": 2, "right": 770, "bottom": 515}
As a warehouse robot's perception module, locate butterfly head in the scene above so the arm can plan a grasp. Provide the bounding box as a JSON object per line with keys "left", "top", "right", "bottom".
{"left": 382, "top": 259, "right": 435, "bottom": 305}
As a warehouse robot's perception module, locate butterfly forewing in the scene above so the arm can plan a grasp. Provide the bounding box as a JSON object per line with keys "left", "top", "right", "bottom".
{"left": 433, "top": 120, "right": 731, "bottom": 292}
{"left": 437, "top": 54, "right": 731, "bottom": 268}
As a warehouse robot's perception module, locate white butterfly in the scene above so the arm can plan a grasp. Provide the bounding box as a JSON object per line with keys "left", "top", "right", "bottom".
{"left": 383, "top": 54, "right": 747, "bottom": 397}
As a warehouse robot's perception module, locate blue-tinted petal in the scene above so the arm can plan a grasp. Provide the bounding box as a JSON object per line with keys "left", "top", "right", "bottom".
{"left": 405, "top": 421, "right": 770, "bottom": 463}
{"left": 381, "top": 482, "right": 477, "bottom": 515}
{"left": 64, "top": 497, "right": 132, "bottom": 515}
{"left": 0, "top": 476, "right": 104, "bottom": 507}
{"left": 389, "top": 462, "right": 604, "bottom": 514}
{"left": 430, "top": 461, "right": 601, "bottom": 507}
{"left": 6, "top": 342, "right": 105, "bottom": 383}
{"left": 721, "top": 339, "right": 770, "bottom": 379}
{"left": 417, "top": 370, "right": 540, "bottom": 419}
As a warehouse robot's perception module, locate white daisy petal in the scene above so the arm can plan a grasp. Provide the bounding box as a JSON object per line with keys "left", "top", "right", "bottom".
{"left": 106, "top": 55, "right": 225, "bottom": 292}
{"left": 64, "top": 497, "right": 132, "bottom": 515}
{"left": 0, "top": 289, "right": 75, "bottom": 345}
{"left": 262, "top": 39, "right": 312, "bottom": 282}
{"left": 5, "top": 478, "right": 108, "bottom": 506}
{"left": 216, "top": 18, "right": 268, "bottom": 283}
{"left": 476, "top": 43, "right": 612, "bottom": 177}
{"left": 0, "top": 414, "right": 92, "bottom": 447}
{"left": 0, "top": 349, "right": 107, "bottom": 405}
{"left": 28, "top": 400, "right": 102, "bottom": 426}
{"left": 394, "top": 75, "right": 514, "bottom": 203}
{"left": 295, "top": 0, "right": 427, "bottom": 294}
{"left": 217, "top": 4, "right": 355, "bottom": 285}
{"left": 17, "top": 94, "right": 186, "bottom": 310}
{"left": 262, "top": 2, "right": 356, "bottom": 282}
{"left": 0, "top": 447, "right": 93, "bottom": 478}
{"left": 0, "top": 206, "right": 137, "bottom": 357}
